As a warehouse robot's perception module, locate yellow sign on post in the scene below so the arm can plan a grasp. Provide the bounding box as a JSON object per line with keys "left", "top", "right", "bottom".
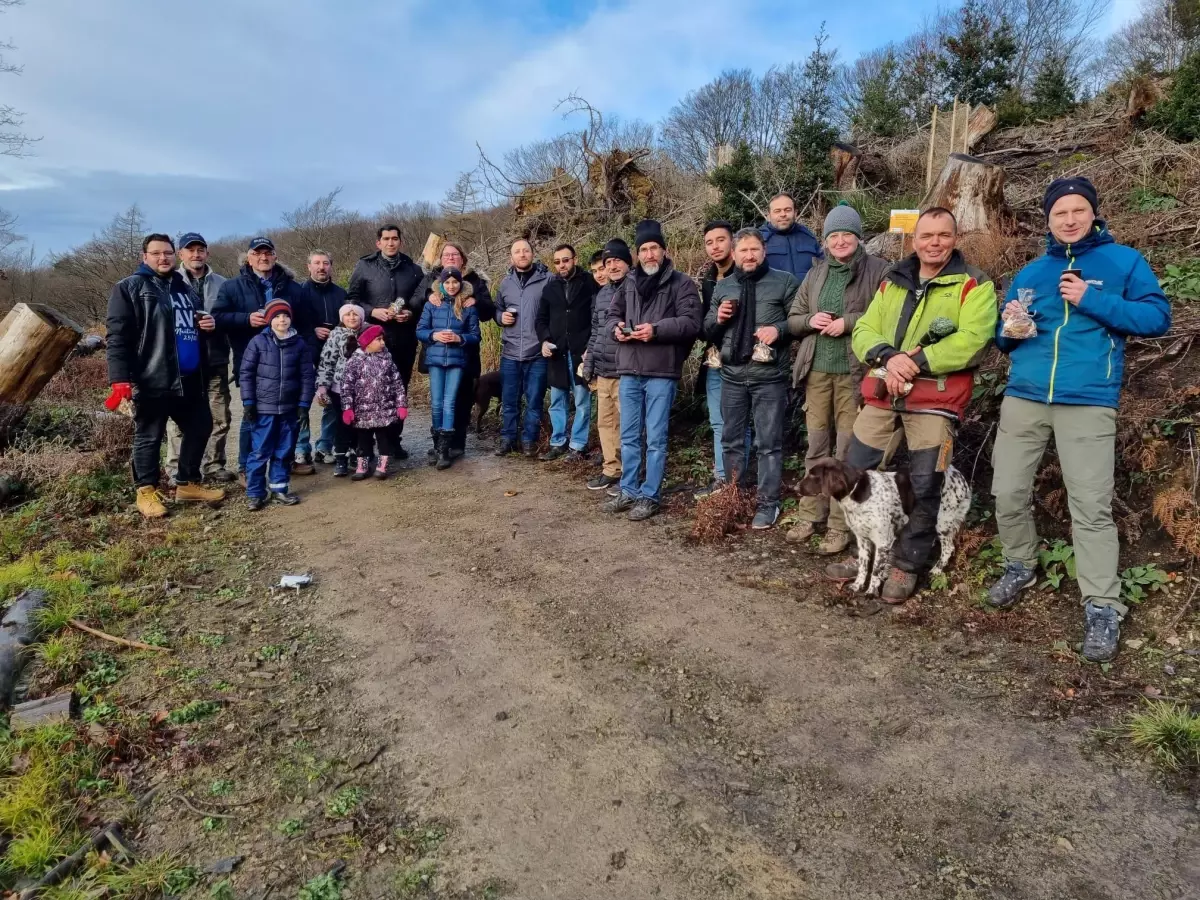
{"left": 889, "top": 209, "right": 920, "bottom": 234}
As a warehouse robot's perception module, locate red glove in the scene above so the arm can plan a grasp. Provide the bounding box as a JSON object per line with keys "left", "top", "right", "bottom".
{"left": 342, "top": 409, "right": 355, "bottom": 426}
{"left": 396, "top": 407, "right": 408, "bottom": 421}
{"left": 104, "top": 382, "right": 133, "bottom": 411}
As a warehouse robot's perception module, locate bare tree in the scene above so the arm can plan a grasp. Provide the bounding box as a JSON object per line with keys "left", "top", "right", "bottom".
{"left": 50, "top": 205, "right": 147, "bottom": 323}
{"left": 1102, "top": 0, "right": 1196, "bottom": 78}
{"left": 0, "top": 0, "right": 36, "bottom": 158}
{"left": 990, "top": 0, "right": 1111, "bottom": 87}
{"left": 659, "top": 69, "right": 755, "bottom": 174}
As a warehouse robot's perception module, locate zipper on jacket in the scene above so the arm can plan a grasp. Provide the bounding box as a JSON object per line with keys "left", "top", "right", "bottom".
{"left": 1107, "top": 337, "right": 1114, "bottom": 380}
{"left": 1047, "top": 248, "right": 1076, "bottom": 404}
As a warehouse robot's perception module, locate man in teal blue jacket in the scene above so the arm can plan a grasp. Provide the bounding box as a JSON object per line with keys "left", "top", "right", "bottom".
{"left": 988, "top": 177, "right": 1170, "bottom": 662}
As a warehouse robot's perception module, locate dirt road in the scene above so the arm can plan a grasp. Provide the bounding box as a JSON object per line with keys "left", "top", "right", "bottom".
{"left": 277, "top": 418, "right": 1198, "bottom": 900}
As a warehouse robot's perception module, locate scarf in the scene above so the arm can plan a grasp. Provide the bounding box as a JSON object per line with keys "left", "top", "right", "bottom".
{"left": 813, "top": 249, "right": 859, "bottom": 375}
{"left": 634, "top": 264, "right": 666, "bottom": 303}
{"left": 381, "top": 252, "right": 404, "bottom": 271}
{"left": 729, "top": 259, "right": 769, "bottom": 366}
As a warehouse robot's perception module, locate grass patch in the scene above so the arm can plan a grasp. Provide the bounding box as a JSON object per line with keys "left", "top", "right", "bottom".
{"left": 298, "top": 872, "right": 342, "bottom": 900}
{"left": 167, "top": 700, "right": 220, "bottom": 725}
{"left": 277, "top": 818, "right": 304, "bottom": 837}
{"left": 1126, "top": 702, "right": 1200, "bottom": 772}
{"left": 325, "top": 786, "right": 365, "bottom": 819}
{"left": 394, "top": 861, "right": 438, "bottom": 899}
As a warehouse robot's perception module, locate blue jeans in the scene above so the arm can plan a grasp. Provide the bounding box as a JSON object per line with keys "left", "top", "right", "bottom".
{"left": 549, "top": 351, "right": 592, "bottom": 451}
{"left": 296, "top": 402, "right": 338, "bottom": 458}
{"left": 428, "top": 365, "right": 464, "bottom": 433}
{"left": 706, "top": 366, "right": 751, "bottom": 482}
{"left": 618, "top": 375, "right": 677, "bottom": 503}
{"left": 500, "top": 356, "right": 548, "bottom": 445}
{"left": 246, "top": 413, "right": 299, "bottom": 499}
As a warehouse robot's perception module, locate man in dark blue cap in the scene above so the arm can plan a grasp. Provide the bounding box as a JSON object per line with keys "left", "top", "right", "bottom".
{"left": 166, "top": 232, "right": 231, "bottom": 483}
{"left": 987, "top": 176, "right": 1171, "bottom": 662}
{"left": 212, "top": 235, "right": 302, "bottom": 482}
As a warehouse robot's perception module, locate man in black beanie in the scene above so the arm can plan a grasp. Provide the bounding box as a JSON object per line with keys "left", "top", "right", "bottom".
{"left": 602, "top": 221, "right": 702, "bottom": 520}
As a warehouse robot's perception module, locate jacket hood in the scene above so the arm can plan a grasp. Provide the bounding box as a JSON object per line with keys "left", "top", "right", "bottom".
{"left": 134, "top": 263, "right": 187, "bottom": 290}
{"left": 1045, "top": 219, "right": 1115, "bottom": 258}
{"left": 436, "top": 280, "right": 475, "bottom": 301}
{"left": 886, "top": 249, "right": 973, "bottom": 291}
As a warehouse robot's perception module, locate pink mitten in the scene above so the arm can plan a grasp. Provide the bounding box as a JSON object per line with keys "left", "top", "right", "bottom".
{"left": 342, "top": 409, "right": 355, "bottom": 426}
{"left": 396, "top": 407, "right": 408, "bottom": 421}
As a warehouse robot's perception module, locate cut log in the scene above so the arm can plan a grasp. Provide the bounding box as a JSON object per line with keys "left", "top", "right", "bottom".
{"left": 1126, "top": 75, "right": 1163, "bottom": 122}
{"left": 964, "top": 105, "right": 998, "bottom": 151}
{"left": 421, "top": 233, "right": 446, "bottom": 269}
{"left": 10, "top": 692, "right": 76, "bottom": 731}
{"left": 0, "top": 303, "right": 83, "bottom": 434}
{"left": 831, "top": 142, "right": 860, "bottom": 191}
{"left": 920, "top": 153, "right": 1014, "bottom": 234}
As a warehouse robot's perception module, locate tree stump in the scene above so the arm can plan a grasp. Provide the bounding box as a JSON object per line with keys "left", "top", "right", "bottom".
{"left": 964, "top": 105, "right": 998, "bottom": 151}
{"left": 831, "top": 142, "right": 861, "bottom": 191}
{"left": 0, "top": 303, "right": 84, "bottom": 435}
{"left": 920, "top": 153, "right": 1014, "bottom": 234}
{"left": 421, "top": 233, "right": 446, "bottom": 269}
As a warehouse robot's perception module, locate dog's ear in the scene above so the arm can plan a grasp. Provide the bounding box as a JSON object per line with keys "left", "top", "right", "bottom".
{"left": 847, "top": 466, "right": 871, "bottom": 504}
{"left": 820, "top": 462, "right": 850, "bottom": 500}
{"left": 894, "top": 471, "right": 916, "bottom": 516}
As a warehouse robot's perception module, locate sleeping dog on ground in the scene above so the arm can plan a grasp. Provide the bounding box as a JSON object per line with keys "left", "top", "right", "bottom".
{"left": 474, "top": 370, "right": 503, "bottom": 433}
{"left": 797, "top": 458, "right": 971, "bottom": 596}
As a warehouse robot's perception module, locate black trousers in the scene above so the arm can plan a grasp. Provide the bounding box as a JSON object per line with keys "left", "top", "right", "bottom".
{"left": 132, "top": 372, "right": 213, "bottom": 488}
{"left": 386, "top": 334, "right": 417, "bottom": 440}
{"left": 451, "top": 368, "right": 478, "bottom": 452}
{"left": 355, "top": 423, "right": 401, "bottom": 458}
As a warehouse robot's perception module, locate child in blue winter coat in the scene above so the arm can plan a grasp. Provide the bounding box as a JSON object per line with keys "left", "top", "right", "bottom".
{"left": 239, "top": 299, "right": 315, "bottom": 509}
{"left": 416, "top": 268, "right": 480, "bottom": 469}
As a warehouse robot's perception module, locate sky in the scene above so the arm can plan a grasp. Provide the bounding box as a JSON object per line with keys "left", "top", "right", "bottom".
{"left": 0, "top": 0, "right": 1142, "bottom": 257}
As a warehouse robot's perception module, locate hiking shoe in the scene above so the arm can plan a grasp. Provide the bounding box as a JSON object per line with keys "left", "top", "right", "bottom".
{"left": 825, "top": 558, "right": 859, "bottom": 580}
{"left": 881, "top": 569, "right": 918, "bottom": 603}
{"left": 333, "top": 454, "right": 349, "bottom": 477}
{"left": 292, "top": 460, "right": 316, "bottom": 476}
{"left": 374, "top": 455, "right": 391, "bottom": 479}
{"left": 351, "top": 457, "right": 369, "bottom": 481}
{"left": 603, "top": 493, "right": 636, "bottom": 514}
{"left": 175, "top": 483, "right": 226, "bottom": 503}
{"left": 207, "top": 469, "right": 237, "bottom": 483}
{"left": 539, "top": 445, "right": 567, "bottom": 462}
{"left": 136, "top": 486, "right": 167, "bottom": 519}
{"left": 494, "top": 441, "right": 517, "bottom": 457}
{"left": 565, "top": 449, "right": 587, "bottom": 462}
{"left": 246, "top": 495, "right": 267, "bottom": 512}
{"left": 751, "top": 504, "right": 779, "bottom": 530}
{"left": 393, "top": 445, "right": 409, "bottom": 461}
{"left": 587, "top": 474, "right": 619, "bottom": 491}
{"left": 816, "top": 530, "right": 851, "bottom": 555}
{"left": 987, "top": 561, "right": 1037, "bottom": 609}
{"left": 606, "top": 484, "right": 621, "bottom": 498}
{"left": 628, "top": 498, "right": 660, "bottom": 521}
{"left": 313, "top": 450, "right": 335, "bottom": 464}
{"left": 270, "top": 491, "right": 300, "bottom": 506}
{"left": 786, "top": 521, "right": 816, "bottom": 544}
{"left": 522, "top": 444, "right": 538, "bottom": 459}
{"left": 693, "top": 479, "right": 726, "bottom": 500}
{"left": 1082, "top": 601, "right": 1122, "bottom": 662}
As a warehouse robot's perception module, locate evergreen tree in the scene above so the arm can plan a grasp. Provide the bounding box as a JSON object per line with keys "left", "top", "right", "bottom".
{"left": 775, "top": 26, "right": 839, "bottom": 212}
{"left": 1149, "top": 48, "right": 1200, "bottom": 141}
{"left": 1029, "top": 54, "right": 1077, "bottom": 120}
{"left": 939, "top": 0, "right": 1018, "bottom": 105}
{"left": 705, "top": 142, "right": 760, "bottom": 228}
{"left": 852, "top": 50, "right": 908, "bottom": 138}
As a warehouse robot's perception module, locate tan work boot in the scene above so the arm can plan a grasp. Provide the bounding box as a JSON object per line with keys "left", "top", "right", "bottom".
{"left": 816, "top": 529, "right": 851, "bottom": 555}
{"left": 785, "top": 521, "right": 816, "bottom": 544}
{"left": 136, "top": 486, "right": 167, "bottom": 519}
{"left": 175, "top": 482, "right": 226, "bottom": 503}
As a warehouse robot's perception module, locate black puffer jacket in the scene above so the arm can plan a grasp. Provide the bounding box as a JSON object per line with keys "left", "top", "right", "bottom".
{"left": 294, "top": 278, "right": 348, "bottom": 359}
{"left": 212, "top": 263, "right": 303, "bottom": 381}
{"left": 604, "top": 261, "right": 703, "bottom": 380}
{"left": 583, "top": 280, "right": 621, "bottom": 380}
{"left": 415, "top": 266, "right": 495, "bottom": 376}
{"left": 106, "top": 267, "right": 203, "bottom": 398}
{"left": 347, "top": 251, "right": 425, "bottom": 377}
{"left": 536, "top": 266, "right": 598, "bottom": 388}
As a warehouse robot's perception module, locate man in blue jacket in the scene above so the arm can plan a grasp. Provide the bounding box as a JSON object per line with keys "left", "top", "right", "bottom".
{"left": 493, "top": 239, "right": 551, "bottom": 458}
{"left": 212, "top": 236, "right": 303, "bottom": 481}
{"left": 759, "top": 193, "right": 822, "bottom": 282}
{"left": 988, "top": 177, "right": 1171, "bottom": 662}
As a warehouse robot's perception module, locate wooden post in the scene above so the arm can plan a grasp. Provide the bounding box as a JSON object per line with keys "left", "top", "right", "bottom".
{"left": 949, "top": 97, "right": 960, "bottom": 167}
{"left": 0, "top": 303, "right": 83, "bottom": 433}
{"left": 421, "top": 233, "right": 446, "bottom": 269}
{"left": 925, "top": 106, "right": 939, "bottom": 193}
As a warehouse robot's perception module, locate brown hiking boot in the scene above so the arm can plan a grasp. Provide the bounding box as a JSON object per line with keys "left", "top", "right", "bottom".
{"left": 175, "top": 483, "right": 226, "bottom": 503}
{"left": 136, "top": 486, "right": 167, "bottom": 519}
{"left": 824, "top": 558, "right": 858, "bottom": 580}
{"left": 816, "top": 529, "right": 851, "bottom": 555}
{"left": 785, "top": 521, "right": 816, "bottom": 544}
{"left": 881, "top": 568, "right": 918, "bottom": 604}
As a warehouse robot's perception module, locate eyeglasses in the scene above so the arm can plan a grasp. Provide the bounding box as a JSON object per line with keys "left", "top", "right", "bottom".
{"left": 145, "top": 251, "right": 175, "bottom": 258}
{"left": 553, "top": 256, "right": 573, "bottom": 265}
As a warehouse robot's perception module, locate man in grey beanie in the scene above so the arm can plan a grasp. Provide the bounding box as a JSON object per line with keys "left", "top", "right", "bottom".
{"left": 786, "top": 203, "right": 890, "bottom": 551}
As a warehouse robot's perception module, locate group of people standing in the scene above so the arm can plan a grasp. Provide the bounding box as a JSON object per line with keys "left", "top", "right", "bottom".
{"left": 106, "top": 175, "right": 1170, "bottom": 662}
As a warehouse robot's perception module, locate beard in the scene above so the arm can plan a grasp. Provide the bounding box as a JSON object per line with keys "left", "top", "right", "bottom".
{"left": 641, "top": 262, "right": 660, "bottom": 276}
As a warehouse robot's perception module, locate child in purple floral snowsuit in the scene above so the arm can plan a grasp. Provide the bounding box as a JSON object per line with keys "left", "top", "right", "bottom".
{"left": 340, "top": 324, "right": 408, "bottom": 481}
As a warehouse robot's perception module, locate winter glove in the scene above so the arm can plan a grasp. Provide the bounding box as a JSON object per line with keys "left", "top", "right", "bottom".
{"left": 104, "top": 382, "right": 133, "bottom": 412}
{"left": 396, "top": 407, "right": 408, "bottom": 421}
{"left": 342, "top": 409, "right": 355, "bottom": 426}
{"left": 244, "top": 404, "right": 257, "bottom": 419}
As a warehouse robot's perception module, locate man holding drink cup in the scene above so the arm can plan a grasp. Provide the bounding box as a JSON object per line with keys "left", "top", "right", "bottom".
{"left": 494, "top": 239, "right": 552, "bottom": 457}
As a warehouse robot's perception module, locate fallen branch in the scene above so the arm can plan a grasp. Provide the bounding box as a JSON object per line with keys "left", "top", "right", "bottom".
{"left": 69, "top": 619, "right": 172, "bottom": 652}
{"left": 172, "top": 794, "right": 240, "bottom": 820}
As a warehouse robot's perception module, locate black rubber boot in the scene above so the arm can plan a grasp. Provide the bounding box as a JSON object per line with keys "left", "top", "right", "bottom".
{"left": 427, "top": 427, "right": 438, "bottom": 462}
{"left": 436, "top": 430, "right": 453, "bottom": 470}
